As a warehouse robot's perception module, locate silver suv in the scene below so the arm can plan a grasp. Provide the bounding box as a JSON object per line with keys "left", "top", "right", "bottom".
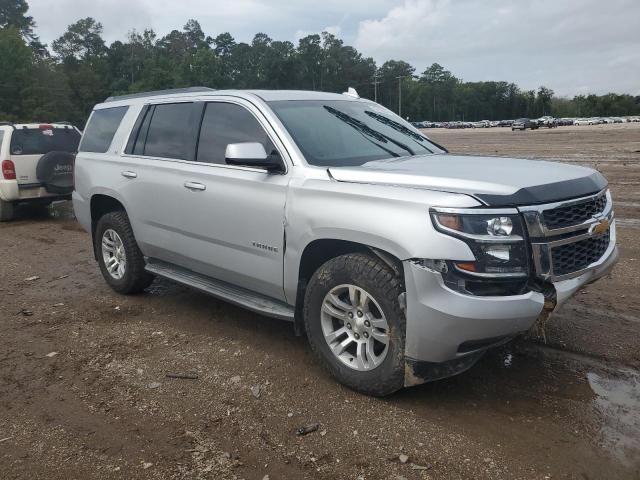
{"left": 73, "top": 87, "right": 618, "bottom": 396}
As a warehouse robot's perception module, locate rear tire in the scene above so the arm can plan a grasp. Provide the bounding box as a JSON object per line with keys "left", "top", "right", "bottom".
{"left": 95, "top": 210, "right": 154, "bottom": 294}
{"left": 0, "top": 200, "right": 15, "bottom": 222}
{"left": 303, "top": 253, "right": 406, "bottom": 396}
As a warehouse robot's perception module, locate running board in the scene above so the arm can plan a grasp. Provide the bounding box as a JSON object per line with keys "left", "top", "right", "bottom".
{"left": 145, "top": 259, "right": 295, "bottom": 322}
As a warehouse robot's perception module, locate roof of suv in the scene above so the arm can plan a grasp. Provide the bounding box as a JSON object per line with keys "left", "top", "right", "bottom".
{"left": 98, "top": 88, "right": 360, "bottom": 109}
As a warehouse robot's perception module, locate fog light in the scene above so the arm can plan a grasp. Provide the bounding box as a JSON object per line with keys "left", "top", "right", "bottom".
{"left": 486, "top": 217, "right": 513, "bottom": 236}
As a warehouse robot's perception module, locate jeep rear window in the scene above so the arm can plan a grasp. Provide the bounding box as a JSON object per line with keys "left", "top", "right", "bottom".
{"left": 10, "top": 128, "right": 81, "bottom": 156}
{"left": 269, "top": 100, "right": 444, "bottom": 167}
{"left": 79, "top": 106, "right": 128, "bottom": 153}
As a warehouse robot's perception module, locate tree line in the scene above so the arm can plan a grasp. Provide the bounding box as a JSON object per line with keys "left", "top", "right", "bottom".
{"left": 1, "top": 0, "right": 638, "bottom": 127}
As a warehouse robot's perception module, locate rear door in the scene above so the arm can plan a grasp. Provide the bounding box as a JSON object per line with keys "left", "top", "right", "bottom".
{"left": 9, "top": 126, "right": 80, "bottom": 185}
{"left": 121, "top": 98, "right": 290, "bottom": 301}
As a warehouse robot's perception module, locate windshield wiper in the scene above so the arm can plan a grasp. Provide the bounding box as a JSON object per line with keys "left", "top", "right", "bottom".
{"left": 364, "top": 110, "right": 434, "bottom": 153}
{"left": 324, "top": 106, "right": 414, "bottom": 157}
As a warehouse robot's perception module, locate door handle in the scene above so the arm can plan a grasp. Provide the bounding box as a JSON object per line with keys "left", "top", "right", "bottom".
{"left": 121, "top": 171, "right": 137, "bottom": 179}
{"left": 184, "top": 181, "right": 206, "bottom": 191}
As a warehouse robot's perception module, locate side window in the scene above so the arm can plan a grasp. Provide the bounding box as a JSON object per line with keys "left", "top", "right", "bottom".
{"left": 0, "top": 131, "right": 4, "bottom": 150}
{"left": 197, "top": 102, "right": 276, "bottom": 164}
{"left": 124, "top": 105, "right": 153, "bottom": 156}
{"left": 142, "top": 103, "right": 201, "bottom": 160}
{"left": 79, "top": 106, "right": 128, "bottom": 153}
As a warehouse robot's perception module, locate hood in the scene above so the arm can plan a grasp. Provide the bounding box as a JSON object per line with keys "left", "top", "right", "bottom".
{"left": 327, "top": 154, "right": 607, "bottom": 206}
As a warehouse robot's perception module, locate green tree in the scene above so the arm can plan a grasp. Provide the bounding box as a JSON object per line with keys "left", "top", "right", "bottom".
{"left": 0, "top": 0, "right": 45, "bottom": 55}
{"left": 0, "top": 26, "right": 32, "bottom": 119}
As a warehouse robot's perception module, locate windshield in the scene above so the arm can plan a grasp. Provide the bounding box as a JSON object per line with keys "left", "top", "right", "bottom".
{"left": 10, "top": 128, "right": 80, "bottom": 155}
{"left": 268, "top": 100, "right": 444, "bottom": 167}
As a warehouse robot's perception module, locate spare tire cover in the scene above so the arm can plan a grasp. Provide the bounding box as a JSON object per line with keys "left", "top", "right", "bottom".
{"left": 36, "top": 151, "right": 75, "bottom": 194}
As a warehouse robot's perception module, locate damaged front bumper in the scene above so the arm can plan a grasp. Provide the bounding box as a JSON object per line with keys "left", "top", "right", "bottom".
{"left": 401, "top": 242, "right": 619, "bottom": 387}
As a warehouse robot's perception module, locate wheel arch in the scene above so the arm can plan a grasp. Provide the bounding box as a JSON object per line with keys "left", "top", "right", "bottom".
{"left": 90, "top": 194, "right": 126, "bottom": 260}
{"left": 292, "top": 238, "right": 405, "bottom": 335}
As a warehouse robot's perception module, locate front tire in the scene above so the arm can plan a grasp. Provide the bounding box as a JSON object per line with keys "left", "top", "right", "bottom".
{"left": 303, "top": 253, "right": 406, "bottom": 396}
{"left": 95, "top": 211, "right": 154, "bottom": 294}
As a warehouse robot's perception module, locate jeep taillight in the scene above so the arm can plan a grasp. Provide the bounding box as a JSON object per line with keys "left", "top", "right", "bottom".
{"left": 1, "top": 160, "right": 16, "bottom": 180}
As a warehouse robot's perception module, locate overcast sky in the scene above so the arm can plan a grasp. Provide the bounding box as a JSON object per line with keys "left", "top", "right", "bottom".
{"left": 28, "top": 0, "right": 640, "bottom": 97}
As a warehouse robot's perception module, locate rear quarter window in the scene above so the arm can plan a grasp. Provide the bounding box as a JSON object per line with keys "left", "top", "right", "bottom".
{"left": 10, "top": 128, "right": 81, "bottom": 155}
{"left": 79, "top": 106, "right": 129, "bottom": 153}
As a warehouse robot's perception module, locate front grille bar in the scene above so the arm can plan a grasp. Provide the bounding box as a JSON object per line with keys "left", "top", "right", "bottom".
{"left": 518, "top": 189, "right": 616, "bottom": 281}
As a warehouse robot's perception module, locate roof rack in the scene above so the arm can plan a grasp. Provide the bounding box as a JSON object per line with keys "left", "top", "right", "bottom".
{"left": 104, "top": 87, "right": 215, "bottom": 103}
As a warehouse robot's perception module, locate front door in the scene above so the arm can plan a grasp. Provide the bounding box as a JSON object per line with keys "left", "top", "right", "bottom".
{"left": 171, "top": 100, "right": 289, "bottom": 301}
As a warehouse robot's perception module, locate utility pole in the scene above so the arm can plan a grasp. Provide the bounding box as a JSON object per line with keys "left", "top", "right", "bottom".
{"left": 371, "top": 73, "right": 382, "bottom": 103}
{"left": 396, "top": 75, "right": 410, "bottom": 117}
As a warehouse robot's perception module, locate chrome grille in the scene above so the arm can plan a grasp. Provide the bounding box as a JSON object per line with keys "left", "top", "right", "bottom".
{"left": 520, "top": 189, "right": 615, "bottom": 281}
{"left": 543, "top": 192, "right": 607, "bottom": 229}
{"left": 550, "top": 231, "right": 610, "bottom": 276}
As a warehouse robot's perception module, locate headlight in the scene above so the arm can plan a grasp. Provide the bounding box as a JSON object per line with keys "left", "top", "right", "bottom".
{"left": 430, "top": 208, "right": 530, "bottom": 278}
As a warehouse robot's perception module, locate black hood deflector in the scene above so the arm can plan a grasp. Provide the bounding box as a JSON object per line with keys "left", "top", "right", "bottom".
{"left": 474, "top": 171, "right": 607, "bottom": 207}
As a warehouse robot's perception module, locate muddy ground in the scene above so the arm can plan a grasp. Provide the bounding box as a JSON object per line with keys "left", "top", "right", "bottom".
{"left": 1, "top": 123, "right": 639, "bottom": 480}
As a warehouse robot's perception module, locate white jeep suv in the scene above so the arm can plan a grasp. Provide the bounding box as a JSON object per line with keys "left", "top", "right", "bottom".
{"left": 0, "top": 122, "right": 81, "bottom": 221}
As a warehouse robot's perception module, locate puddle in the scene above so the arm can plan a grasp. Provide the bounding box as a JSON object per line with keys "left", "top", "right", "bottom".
{"left": 587, "top": 369, "right": 640, "bottom": 466}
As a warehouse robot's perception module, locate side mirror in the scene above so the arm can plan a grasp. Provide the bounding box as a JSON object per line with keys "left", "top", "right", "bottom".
{"left": 225, "top": 142, "right": 283, "bottom": 172}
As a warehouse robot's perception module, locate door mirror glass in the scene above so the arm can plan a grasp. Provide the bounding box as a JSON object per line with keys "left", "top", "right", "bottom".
{"left": 225, "top": 142, "right": 282, "bottom": 172}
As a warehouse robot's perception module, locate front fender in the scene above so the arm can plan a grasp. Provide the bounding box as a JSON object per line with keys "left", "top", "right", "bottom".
{"left": 283, "top": 175, "right": 480, "bottom": 303}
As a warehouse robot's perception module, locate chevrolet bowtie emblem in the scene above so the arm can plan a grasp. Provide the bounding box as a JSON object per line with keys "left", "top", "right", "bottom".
{"left": 590, "top": 218, "right": 610, "bottom": 235}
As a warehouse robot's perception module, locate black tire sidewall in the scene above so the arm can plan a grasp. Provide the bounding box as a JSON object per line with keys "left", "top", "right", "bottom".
{"left": 304, "top": 254, "right": 405, "bottom": 396}
{"left": 94, "top": 211, "right": 151, "bottom": 294}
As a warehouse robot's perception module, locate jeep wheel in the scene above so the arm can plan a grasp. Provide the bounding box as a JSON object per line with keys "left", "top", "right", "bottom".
{"left": 0, "top": 200, "right": 15, "bottom": 222}
{"left": 303, "top": 253, "right": 405, "bottom": 396}
{"left": 95, "top": 211, "right": 154, "bottom": 294}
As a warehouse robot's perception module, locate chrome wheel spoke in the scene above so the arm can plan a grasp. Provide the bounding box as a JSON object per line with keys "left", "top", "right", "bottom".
{"left": 320, "top": 283, "right": 391, "bottom": 372}
{"left": 367, "top": 338, "right": 383, "bottom": 367}
{"left": 369, "top": 315, "right": 388, "bottom": 329}
{"left": 358, "top": 289, "right": 369, "bottom": 309}
{"left": 355, "top": 341, "right": 369, "bottom": 370}
{"left": 102, "top": 239, "right": 115, "bottom": 252}
{"left": 371, "top": 329, "right": 389, "bottom": 345}
{"left": 348, "top": 286, "right": 358, "bottom": 306}
{"left": 323, "top": 295, "right": 350, "bottom": 320}
{"left": 101, "top": 229, "right": 126, "bottom": 280}
{"left": 331, "top": 336, "right": 352, "bottom": 356}
{"left": 324, "top": 326, "right": 348, "bottom": 344}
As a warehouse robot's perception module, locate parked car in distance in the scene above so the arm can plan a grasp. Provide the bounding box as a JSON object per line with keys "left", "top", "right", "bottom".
{"left": 574, "top": 118, "right": 596, "bottom": 126}
{"left": 0, "top": 122, "right": 82, "bottom": 221}
{"left": 499, "top": 120, "right": 514, "bottom": 127}
{"left": 537, "top": 116, "right": 558, "bottom": 128}
{"left": 73, "top": 87, "right": 618, "bottom": 396}
{"left": 512, "top": 118, "right": 539, "bottom": 131}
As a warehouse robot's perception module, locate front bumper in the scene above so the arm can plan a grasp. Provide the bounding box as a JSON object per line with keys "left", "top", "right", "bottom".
{"left": 402, "top": 241, "right": 618, "bottom": 386}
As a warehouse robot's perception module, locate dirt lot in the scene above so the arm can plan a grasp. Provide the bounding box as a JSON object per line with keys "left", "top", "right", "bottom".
{"left": 1, "top": 123, "right": 639, "bottom": 480}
